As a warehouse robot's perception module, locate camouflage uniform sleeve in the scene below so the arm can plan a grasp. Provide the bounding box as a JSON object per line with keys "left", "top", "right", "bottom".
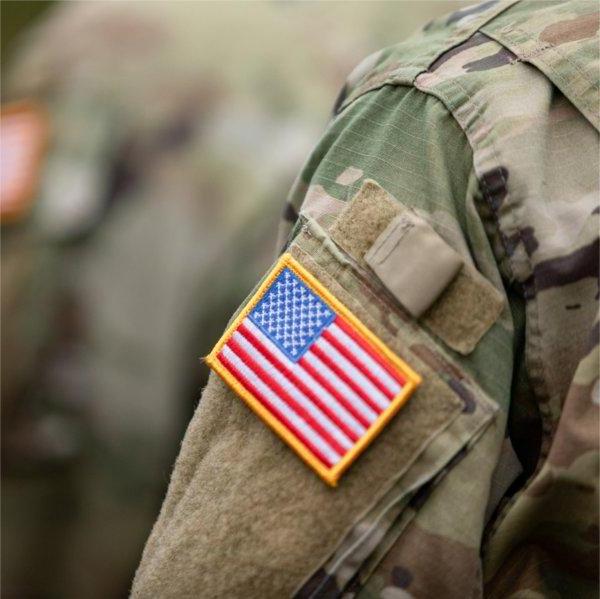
{"left": 279, "top": 84, "right": 514, "bottom": 599}
{"left": 131, "top": 77, "right": 516, "bottom": 599}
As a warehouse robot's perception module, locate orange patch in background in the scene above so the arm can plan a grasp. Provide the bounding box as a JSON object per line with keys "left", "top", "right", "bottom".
{"left": 1, "top": 101, "right": 49, "bottom": 223}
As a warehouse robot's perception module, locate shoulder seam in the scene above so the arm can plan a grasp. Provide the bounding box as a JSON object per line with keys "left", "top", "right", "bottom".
{"left": 336, "top": 0, "right": 521, "bottom": 114}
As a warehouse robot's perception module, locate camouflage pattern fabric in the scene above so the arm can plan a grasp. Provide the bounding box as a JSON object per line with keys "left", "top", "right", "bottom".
{"left": 3, "top": 2, "right": 469, "bottom": 598}
{"left": 132, "top": 1, "right": 598, "bottom": 598}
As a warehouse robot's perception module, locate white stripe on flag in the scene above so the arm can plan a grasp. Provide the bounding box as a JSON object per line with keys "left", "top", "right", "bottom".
{"left": 244, "top": 319, "right": 367, "bottom": 438}
{"left": 302, "top": 352, "right": 379, "bottom": 423}
{"left": 314, "top": 335, "right": 391, "bottom": 410}
{"left": 221, "top": 345, "right": 342, "bottom": 465}
{"left": 231, "top": 330, "right": 354, "bottom": 451}
{"left": 329, "top": 323, "right": 402, "bottom": 395}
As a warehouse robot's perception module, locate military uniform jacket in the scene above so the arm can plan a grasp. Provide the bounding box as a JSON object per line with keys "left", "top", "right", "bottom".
{"left": 132, "top": 2, "right": 599, "bottom": 597}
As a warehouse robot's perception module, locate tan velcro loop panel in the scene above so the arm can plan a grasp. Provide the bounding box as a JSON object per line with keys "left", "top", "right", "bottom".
{"left": 330, "top": 180, "right": 399, "bottom": 260}
{"left": 329, "top": 179, "right": 505, "bottom": 355}
{"left": 365, "top": 212, "right": 464, "bottom": 318}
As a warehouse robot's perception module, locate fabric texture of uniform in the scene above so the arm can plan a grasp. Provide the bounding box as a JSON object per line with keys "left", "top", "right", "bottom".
{"left": 132, "top": 1, "right": 599, "bottom": 597}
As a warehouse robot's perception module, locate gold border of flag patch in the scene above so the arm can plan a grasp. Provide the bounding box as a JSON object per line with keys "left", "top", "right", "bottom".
{"left": 206, "top": 252, "right": 422, "bottom": 486}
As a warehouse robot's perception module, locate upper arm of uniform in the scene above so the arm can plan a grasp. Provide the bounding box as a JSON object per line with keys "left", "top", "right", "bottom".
{"left": 132, "top": 67, "right": 515, "bottom": 599}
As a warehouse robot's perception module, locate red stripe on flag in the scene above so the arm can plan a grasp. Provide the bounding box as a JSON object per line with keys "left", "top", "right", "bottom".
{"left": 310, "top": 344, "right": 384, "bottom": 415}
{"left": 227, "top": 337, "right": 346, "bottom": 457}
{"left": 217, "top": 350, "right": 334, "bottom": 468}
{"left": 299, "top": 356, "right": 372, "bottom": 429}
{"left": 238, "top": 323, "right": 360, "bottom": 443}
{"left": 335, "top": 316, "right": 406, "bottom": 386}
{"left": 322, "top": 329, "right": 395, "bottom": 399}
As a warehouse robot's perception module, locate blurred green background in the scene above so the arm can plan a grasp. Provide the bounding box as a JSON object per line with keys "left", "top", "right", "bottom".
{"left": 2, "top": 1, "right": 54, "bottom": 66}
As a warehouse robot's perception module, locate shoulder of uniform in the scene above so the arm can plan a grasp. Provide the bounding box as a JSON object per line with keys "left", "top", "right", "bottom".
{"left": 335, "top": 0, "right": 520, "bottom": 113}
{"left": 336, "top": 0, "right": 599, "bottom": 130}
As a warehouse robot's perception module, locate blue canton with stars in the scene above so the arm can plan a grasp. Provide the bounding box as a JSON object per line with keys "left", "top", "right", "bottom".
{"left": 249, "top": 267, "right": 335, "bottom": 362}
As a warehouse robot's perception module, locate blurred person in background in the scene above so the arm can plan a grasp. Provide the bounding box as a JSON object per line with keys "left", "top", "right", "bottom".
{"left": 1, "top": 2, "right": 466, "bottom": 598}
{"left": 131, "top": 1, "right": 599, "bottom": 598}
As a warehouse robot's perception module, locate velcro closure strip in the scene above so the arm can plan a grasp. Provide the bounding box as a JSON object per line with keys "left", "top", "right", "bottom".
{"left": 329, "top": 180, "right": 504, "bottom": 355}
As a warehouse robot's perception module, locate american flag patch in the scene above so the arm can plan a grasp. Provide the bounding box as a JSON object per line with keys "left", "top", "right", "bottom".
{"left": 206, "top": 253, "right": 421, "bottom": 486}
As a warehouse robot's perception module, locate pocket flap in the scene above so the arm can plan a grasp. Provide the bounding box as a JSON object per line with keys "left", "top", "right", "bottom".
{"left": 330, "top": 180, "right": 505, "bottom": 355}
{"left": 365, "top": 211, "right": 464, "bottom": 318}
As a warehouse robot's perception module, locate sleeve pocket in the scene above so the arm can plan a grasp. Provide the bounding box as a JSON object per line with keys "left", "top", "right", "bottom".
{"left": 288, "top": 215, "right": 498, "bottom": 597}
